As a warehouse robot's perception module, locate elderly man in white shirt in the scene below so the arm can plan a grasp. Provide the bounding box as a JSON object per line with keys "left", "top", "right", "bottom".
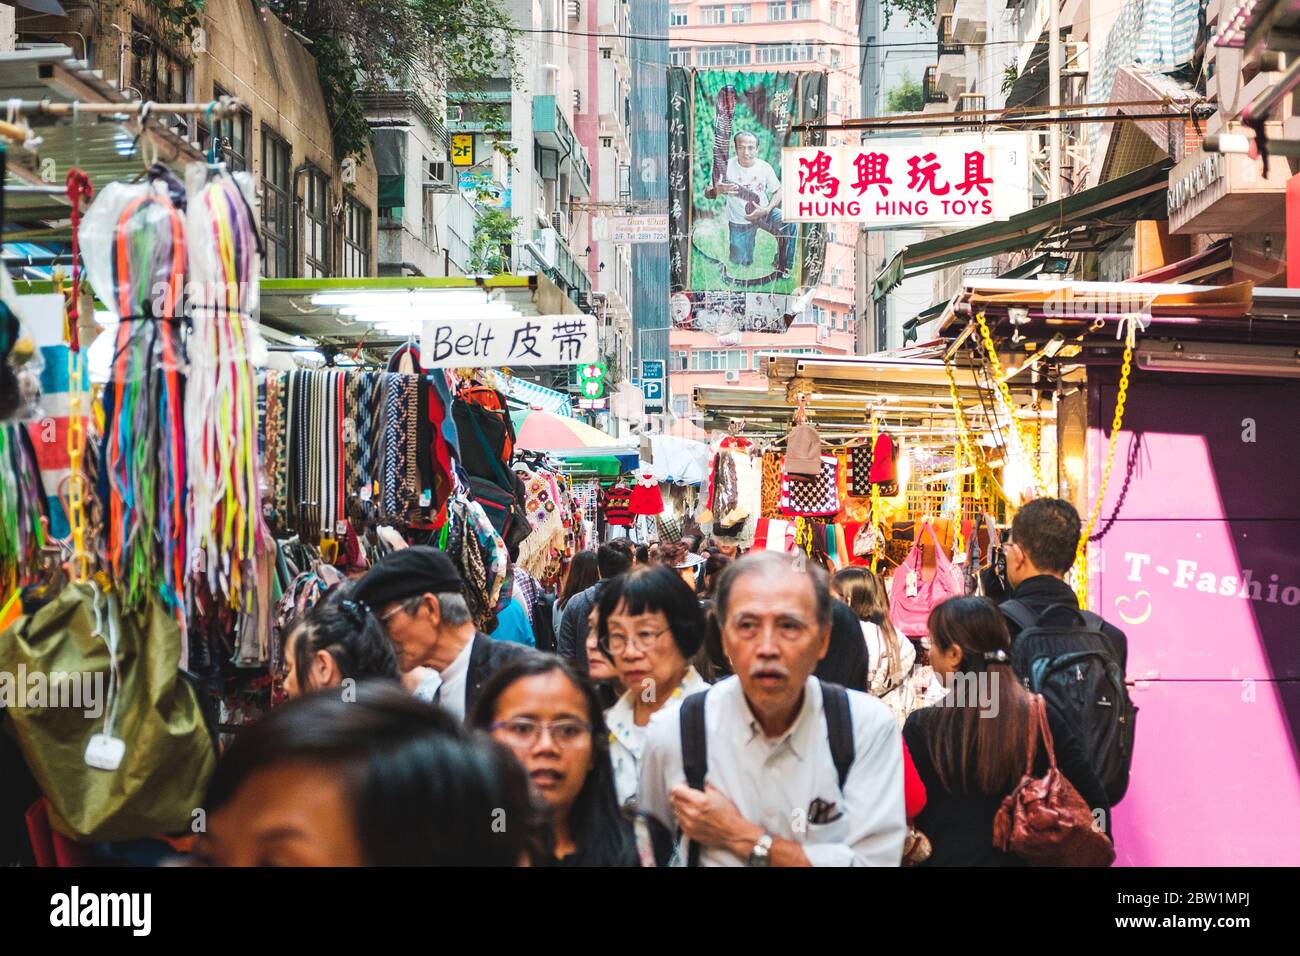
{"left": 638, "top": 551, "right": 907, "bottom": 866}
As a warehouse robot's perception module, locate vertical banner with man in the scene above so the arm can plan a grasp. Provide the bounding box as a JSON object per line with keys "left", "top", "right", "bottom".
{"left": 667, "top": 68, "right": 827, "bottom": 334}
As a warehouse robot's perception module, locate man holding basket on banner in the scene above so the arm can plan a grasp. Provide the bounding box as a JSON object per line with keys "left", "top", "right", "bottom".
{"left": 706, "top": 130, "right": 795, "bottom": 278}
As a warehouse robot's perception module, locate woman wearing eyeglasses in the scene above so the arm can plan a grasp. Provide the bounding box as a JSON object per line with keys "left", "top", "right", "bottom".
{"left": 471, "top": 654, "right": 673, "bottom": 866}
{"left": 595, "top": 566, "right": 709, "bottom": 808}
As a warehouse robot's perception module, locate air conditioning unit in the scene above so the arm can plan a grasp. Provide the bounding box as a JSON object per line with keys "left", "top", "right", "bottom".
{"left": 535, "top": 207, "right": 550, "bottom": 229}
{"left": 724, "top": 370, "right": 741, "bottom": 383}
{"left": 551, "top": 210, "right": 566, "bottom": 237}
{"left": 568, "top": 0, "right": 581, "bottom": 19}
{"left": 573, "top": 89, "right": 582, "bottom": 111}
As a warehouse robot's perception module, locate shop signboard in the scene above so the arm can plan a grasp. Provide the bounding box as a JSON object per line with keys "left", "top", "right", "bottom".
{"left": 451, "top": 133, "right": 475, "bottom": 167}
{"left": 667, "top": 67, "right": 828, "bottom": 335}
{"left": 1167, "top": 145, "right": 1290, "bottom": 234}
{"left": 781, "top": 134, "right": 1032, "bottom": 226}
{"left": 610, "top": 215, "right": 670, "bottom": 243}
{"left": 420, "top": 315, "right": 597, "bottom": 368}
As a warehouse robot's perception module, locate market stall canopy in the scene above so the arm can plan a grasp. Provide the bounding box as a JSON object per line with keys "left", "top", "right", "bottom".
{"left": 872, "top": 161, "right": 1172, "bottom": 300}
{"left": 694, "top": 354, "right": 991, "bottom": 434}
{"left": 257, "top": 275, "right": 581, "bottom": 355}
{"left": 1, "top": 46, "right": 203, "bottom": 254}
{"left": 510, "top": 408, "right": 638, "bottom": 466}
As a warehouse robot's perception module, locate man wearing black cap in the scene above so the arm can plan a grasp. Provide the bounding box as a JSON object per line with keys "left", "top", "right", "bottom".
{"left": 354, "top": 546, "right": 531, "bottom": 722}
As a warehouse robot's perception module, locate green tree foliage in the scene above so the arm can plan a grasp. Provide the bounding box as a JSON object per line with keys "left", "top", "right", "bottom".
{"left": 886, "top": 74, "right": 924, "bottom": 114}
{"left": 469, "top": 209, "right": 519, "bottom": 275}
{"left": 275, "top": 0, "right": 520, "bottom": 162}
{"left": 879, "top": 0, "right": 935, "bottom": 28}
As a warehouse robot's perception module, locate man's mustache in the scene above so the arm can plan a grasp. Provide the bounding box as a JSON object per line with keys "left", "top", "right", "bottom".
{"left": 749, "top": 662, "right": 790, "bottom": 680}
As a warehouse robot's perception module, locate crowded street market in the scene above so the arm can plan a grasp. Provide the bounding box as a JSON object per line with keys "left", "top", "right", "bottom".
{"left": 0, "top": 0, "right": 1292, "bottom": 932}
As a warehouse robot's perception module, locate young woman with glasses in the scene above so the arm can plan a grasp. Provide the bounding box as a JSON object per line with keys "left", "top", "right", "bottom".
{"left": 595, "top": 565, "right": 709, "bottom": 808}
{"left": 471, "top": 654, "right": 672, "bottom": 866}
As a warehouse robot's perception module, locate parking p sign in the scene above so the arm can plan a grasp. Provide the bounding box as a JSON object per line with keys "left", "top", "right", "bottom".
{"left": 642, "top": 379, "right": 664, "bottom": 412}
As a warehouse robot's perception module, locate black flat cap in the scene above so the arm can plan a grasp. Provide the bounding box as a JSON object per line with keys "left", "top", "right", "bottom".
{"left": 353, "top": 546, "right": 465, "bottom": 609}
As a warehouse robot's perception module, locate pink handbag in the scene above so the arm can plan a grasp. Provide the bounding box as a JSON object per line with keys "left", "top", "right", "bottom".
{"left": 889, "top": 521, "right": 966, "bottom": 638}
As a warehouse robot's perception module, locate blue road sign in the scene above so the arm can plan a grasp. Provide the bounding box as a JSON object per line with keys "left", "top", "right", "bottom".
{"left": 642, "top": 360, "right": 665, "bottom": 380}
{"left": 642, "top": 379, "right": 665, "bottom": 405}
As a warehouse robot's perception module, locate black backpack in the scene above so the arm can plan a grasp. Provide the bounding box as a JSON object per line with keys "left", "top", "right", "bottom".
{"left": 679, "top": 680, "right": 854, "bottom": 866}
{"left": 1001, "top": 601, "right": 1136, "bottom": 805}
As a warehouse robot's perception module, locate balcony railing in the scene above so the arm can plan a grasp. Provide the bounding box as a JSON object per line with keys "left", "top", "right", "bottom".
{"left": 937, "top": 15, "right": 964, "bottom": 56}
{"left": 923, "top": 66, "right": 947, "bottom": 104}
{"left": 533, "top": 95, "right": 592, "bottom": 196}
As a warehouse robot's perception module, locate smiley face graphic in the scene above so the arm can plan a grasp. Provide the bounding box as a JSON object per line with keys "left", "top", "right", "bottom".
{"left": 1114, "top": 590, "right": 1152, "bottom": 626}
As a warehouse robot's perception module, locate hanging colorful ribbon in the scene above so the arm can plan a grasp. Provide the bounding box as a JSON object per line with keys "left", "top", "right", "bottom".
{"left": 185, "top": 163, "right": 267, "bottom": 609}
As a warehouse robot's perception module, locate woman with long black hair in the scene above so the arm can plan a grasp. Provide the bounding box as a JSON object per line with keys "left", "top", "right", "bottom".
{"left": 471, "top": 654, "right": 672, "bottom": 866}
{"left": 902, "top": 596, "right": 1110, "bottom": 866}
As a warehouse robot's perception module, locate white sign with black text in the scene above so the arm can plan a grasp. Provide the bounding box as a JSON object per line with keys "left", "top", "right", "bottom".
{"left": 420, "top": 314, "right": 598, "bottom": 368}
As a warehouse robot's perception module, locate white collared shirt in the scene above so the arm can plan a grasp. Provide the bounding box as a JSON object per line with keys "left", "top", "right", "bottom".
{"left": 638, "top": 675, "right": 907, "bottom": 867}
{"left": 606, "top": 666, "right": 709, "bottom": 809}
{"left": 435, "top": 637, "right": 476, "bottom": 722}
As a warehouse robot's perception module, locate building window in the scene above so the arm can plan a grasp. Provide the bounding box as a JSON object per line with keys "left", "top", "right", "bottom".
{"left": 701, "top": 4, "right": 726, "bottom": 24}
{"left": 830, "top": 1, "right": 839, "bottom": 25}
{"left": 302, "top": 165, "right": 331, "bottom": 278}
{"left": 696, "top": 44, "right": 751, "bottom": 67}
{"left": 261, "top": 127, "right": 291, "bottom": 278}
{"left": 670, "top": 349, "right": 689, "bottom": 372}
{"left": 832, "top": 267, "right": 845, "bottom": 288}
{"left": 669, "top": 46, "right": 692, "bottom": 66}
{"left": 130, "top": 23, "right": 190, "bottom": 110}
{"left": 670, "top": 5, "right": 688, "bottom": 25}
{"left": 791, "top": 0, "right": 811, "bottom": 18}
{"left": 767, "top": 1, "right": 787, "bottom": 21}
{"left": 671, "top": 394, "right": 690, "bottom": 418}
{"left": 690, "top": 349, "right": 749, "bottom": 371}
{"left": 830, "top": 48, "right": 842, "bottom": 69}
{"left": 731, "top": 4, "right": 751, "bottom": 22}
{"left": 755, "top": 42, "right": 812, "bottom": 64}
{"left": 342, "top": 198, "right": 371, "bottom": 278}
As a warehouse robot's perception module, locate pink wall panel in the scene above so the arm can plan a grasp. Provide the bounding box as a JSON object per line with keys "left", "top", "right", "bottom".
{"left": 1112, "top": 679, "right": 1300, "bottom": 866}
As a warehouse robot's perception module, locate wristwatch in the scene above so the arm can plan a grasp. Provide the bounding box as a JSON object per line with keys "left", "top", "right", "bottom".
{"left": 748, "top": 832, "right": 774, "bottom": 867}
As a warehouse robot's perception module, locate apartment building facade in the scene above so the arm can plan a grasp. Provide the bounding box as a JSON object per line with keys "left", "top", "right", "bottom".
{"left": 17, "top": 0, "right": 380, "bottom": 280}
{"left": 666, "top": 0, "right": 860, "bottom": 420}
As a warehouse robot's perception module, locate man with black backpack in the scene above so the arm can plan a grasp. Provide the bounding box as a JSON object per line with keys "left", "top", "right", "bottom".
{"left": 1000, "top": 498, "right": 1137, "bottom": 806}
{"left": 637, "top": 552, "right": 906, "bottom": 866}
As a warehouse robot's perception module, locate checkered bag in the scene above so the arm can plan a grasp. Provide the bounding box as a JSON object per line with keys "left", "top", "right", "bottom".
{"left": 780, "top": 455, "right": 840, "bottom": 517}
{"left": 848, "top": 443, "right": 874, "bottom": 497}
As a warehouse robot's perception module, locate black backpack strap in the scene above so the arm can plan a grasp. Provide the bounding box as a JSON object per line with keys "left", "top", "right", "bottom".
{"left": 999, "top": 599, "right": 1039, "bottom": 635}
{"left": 679, "top": 689, "right": 710, "bottom": 867}
{"left": 818, "top": 680, "right": 855, "bottom": 790}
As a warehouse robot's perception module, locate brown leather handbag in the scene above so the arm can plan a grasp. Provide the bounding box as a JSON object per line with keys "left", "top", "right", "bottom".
{"left": 992, "top": 695, "right": 1116, "bottom": 867}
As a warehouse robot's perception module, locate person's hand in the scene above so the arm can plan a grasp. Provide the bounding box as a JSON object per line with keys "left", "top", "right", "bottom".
{"left": 745, "top": 205, "right": 766, "bottom": 223}
{"left": 670, "top": 783, "right": 761, "bottom": 850}
{"left": 716, "top": 182, "right": 739, "bottom": 196}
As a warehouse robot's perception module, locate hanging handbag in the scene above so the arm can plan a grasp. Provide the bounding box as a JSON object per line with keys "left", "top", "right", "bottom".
{"left": 967, "top": 512, "right": 1010, "bottom": 601}
{"left": 992, "top": 694, "right": 1116, "bottom": 867}
{"left": 889, "top": 521, "right": 965, "bottom": 638}
{"left": 0, "top": 584, "right": 217, "bottom": 842}
{"left": 848, "top": 442, "right": 874, "bottom": 497}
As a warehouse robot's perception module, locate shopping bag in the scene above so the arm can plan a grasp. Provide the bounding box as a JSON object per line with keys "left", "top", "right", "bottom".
{"left": 0, "top": 584, "right": 216, "bottom": 842}
{"left": 889, "top": 522, "right": 966, "bottom": 638}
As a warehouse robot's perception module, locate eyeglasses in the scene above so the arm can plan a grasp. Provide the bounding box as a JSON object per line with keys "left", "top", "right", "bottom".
{"left": 379, "top": 603, "right": 411, "bottom": 624}
{"left": 491, "top": 719, "right": 593, "bottom": 750}
{"left": 605, "top": 627, "right": 671, "bottom": 655}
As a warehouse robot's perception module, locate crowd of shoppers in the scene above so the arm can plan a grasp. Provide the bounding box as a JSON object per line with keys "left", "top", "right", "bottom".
{"left": 194, "top": 497, "right": 1126, "bottom": 867}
